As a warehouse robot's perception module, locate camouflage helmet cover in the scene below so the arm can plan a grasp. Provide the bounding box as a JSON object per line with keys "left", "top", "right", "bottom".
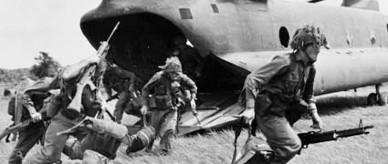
{"left": 158, "top": 56, "right": 182, "bottom": 72}
{"left": 290, "top": 25, "right": 328, "bottom": 50}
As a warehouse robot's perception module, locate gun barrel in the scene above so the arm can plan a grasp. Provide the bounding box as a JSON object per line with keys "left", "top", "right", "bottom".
{"left": 298, "top": 125, "right": 374, "bottom": 148}
{"left": 336, "top": 125, "right": 374, "bottom": 138}
{"left": 0, "top": 127, "right": 11, "bottom": 141}
{"left": 106, "top": 22, "right": 120, "bottom": 43}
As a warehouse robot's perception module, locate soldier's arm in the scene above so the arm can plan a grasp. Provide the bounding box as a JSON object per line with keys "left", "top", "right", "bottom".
{"left": 303, "top": 65, "right": 316, "bottom": 104}
{"left": 102, "top": 77, "right": 113, "bottom": 98}
{"left": 113, "top": 67, "right": 136, "bottom": 90}
{"left": 21, "top": 77, "right": 58, "bottom": 116}
{"left": 302, "top": 65, "right": 322, "bottom": 129}
{"left": 141, "top": 72, "right": 162, "bottom": 106}
{"left": 179, "top": 73, "right": 198, "bottom": 99}
{"left": 239, "top": 55, "right": 289, "bottom": 123}
{"left": 22, "top": 92, "right": 38, "bottom": 116}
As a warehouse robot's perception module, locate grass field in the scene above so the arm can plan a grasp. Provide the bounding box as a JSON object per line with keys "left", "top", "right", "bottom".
{"left": 0, "top": 86, "right": 387, "bottom": 164}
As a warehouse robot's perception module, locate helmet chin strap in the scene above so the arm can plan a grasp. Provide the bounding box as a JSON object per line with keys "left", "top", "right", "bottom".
{"left": 299, "top": 49, "right": 316, "bottom": 65}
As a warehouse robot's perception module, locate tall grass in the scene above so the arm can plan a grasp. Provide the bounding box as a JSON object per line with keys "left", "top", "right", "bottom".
{"left": 0, "top": 87, "right": 387, "bottom": 164}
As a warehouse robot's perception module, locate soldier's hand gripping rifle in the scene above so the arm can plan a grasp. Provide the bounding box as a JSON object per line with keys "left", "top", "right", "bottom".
{"left": 66, "top": 22, "right": 120, "bottom": 117}
{"left": 297, "top": 120, "right": 374, "bottom": 153}
{"left": 0, "top": 110, "right": 50, "bottom": 142}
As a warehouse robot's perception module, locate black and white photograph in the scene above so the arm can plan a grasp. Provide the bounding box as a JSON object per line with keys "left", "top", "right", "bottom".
{"left": 1, "top": 0, "right": 388, "bottom": 163}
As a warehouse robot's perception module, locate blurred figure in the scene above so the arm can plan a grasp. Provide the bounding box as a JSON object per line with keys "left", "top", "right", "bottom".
{"left": 103, "top": 63, "right": 140, "bottom": 123}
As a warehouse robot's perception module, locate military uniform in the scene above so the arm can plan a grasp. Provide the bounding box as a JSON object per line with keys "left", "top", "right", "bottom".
{"left": 23, "top": 57, "right": 102, "bottom": 164}
{"left": 103, "top": 65, "right": 138, "bottom": 122}
{"left": 142, "top": 57, "right": 197, "bottom": 153}
{"left": 60, "top": 117, "right": 155, "bottom": 163}
{"left": 8, "top": 77, "right": 59, "bottom": 164}
{"left": 236, "top": 25, "right": 326, "bottom": 164}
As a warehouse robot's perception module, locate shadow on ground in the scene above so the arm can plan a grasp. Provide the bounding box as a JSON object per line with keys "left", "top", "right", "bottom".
{"left": 316, "top": 95, "right": 369, "bottom": 116}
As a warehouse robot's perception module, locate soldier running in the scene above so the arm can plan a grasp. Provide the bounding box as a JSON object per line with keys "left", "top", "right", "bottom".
{"left": 103, "top": 63, "right": 140, "bottom": 123}
{"left": 8, "top": 76, "right": 59, "bottom": 164}
{"left": 140, "top": 56, "right": 198, "bottom": 155}
{"left": 23, "top": 56, "right": 103, "bottom": 164}
{"left": 235, "top": 25, "right": 327, "bottom": 164}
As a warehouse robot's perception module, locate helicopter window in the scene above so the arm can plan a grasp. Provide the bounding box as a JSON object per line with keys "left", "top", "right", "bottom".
{"left": 179, "top": 8, "right": 193, "bottom": 20}
{"left": 211, "top": 4, "right": 219, "bottom": 13}
{"left": 279, "top": 26, "right": 289, "bottom": 48}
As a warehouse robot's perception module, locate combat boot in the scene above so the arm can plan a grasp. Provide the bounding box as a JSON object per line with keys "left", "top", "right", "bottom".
{"left": 159, "top": 129, "right": 174, "bottom": 155}
{"left": 234, "top": 143, "right": 274, "bottom": 164}
{"left": 125, "top": 126, "right": 156, "bottom": 154}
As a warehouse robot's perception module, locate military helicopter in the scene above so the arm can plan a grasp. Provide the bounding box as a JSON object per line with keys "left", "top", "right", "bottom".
{"left": 80, "top": 0, "right": 388, "bottom": 134}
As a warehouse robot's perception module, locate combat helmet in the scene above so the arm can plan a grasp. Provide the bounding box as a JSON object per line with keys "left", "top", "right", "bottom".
{"left": 290, "top": 25, "right": 329, "bottom": 50}
{"left": 158, "top": 56, "right": 182, "bottom": 72}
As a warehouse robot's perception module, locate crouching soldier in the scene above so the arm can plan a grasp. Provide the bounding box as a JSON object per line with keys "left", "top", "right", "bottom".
{"left": 58, "top": 117, "right": 155, "bottom": 163}
{"left": 103, "top": 63, "right": 140, "bottom": 123}
{"left": 140, "top": 56, "right": 197, "bottom": 154}
{"left": 23, "top": 56, "right": 103, "bottom": 164}
{"left": 234, "top": 25, "right": 327, "bottom": 164}
{"left": 8, "top": 77, "right": 60, "bottom": 164}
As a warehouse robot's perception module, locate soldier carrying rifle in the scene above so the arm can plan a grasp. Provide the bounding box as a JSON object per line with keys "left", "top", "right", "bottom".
{"left": 6, "top": 69, "right": 59, "bottom": 164}
{"left": 23, "top": 22, "right": 120, "bottom": 164}
{"left": 140, "top": 56, "right": 198, "bottom": 155}
{"left": 103, "top": 62, "right": 141, "bottom": 123}
{"left": 233, "top": 25, "right": 327, "bottom": 164}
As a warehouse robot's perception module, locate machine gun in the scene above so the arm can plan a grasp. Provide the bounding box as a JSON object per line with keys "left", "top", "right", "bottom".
{"left": 66, "top": 22, "right": 120, "bottom": 117}
{"left": 298, "top": 120, "right": 374, "bottom": 153}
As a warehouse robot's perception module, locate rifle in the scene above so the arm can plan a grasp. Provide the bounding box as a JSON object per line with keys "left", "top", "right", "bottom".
{"left": 0, "top": 116, "right": 50, "bottom": 142}
{"left": 298, "top": 120, "right": 374, "bottom": 153}
{"left": 106, "top": 93, "right": 119, "bottom": 102}
{"left": 66, "top": 22, "right": 120, "bottom": 117}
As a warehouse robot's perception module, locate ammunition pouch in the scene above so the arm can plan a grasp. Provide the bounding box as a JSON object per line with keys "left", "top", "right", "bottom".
{"left": 154, "top": 95, "right": 173, "bottom": 109}
{"left": 81, "top": 133, "right": 122, "bottom": 159}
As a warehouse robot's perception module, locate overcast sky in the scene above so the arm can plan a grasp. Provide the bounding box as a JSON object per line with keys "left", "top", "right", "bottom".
{"left": 0, "top": 0, "right": 387, "bottom": 69}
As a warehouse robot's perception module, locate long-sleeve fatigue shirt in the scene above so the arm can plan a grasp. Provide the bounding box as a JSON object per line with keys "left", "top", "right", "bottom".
{"left": 22, "top": 77, "right": 60, "bottom": 120}
{"left": 142, "top": 71, "right": 197, "bottom": 108}
{"left": 243, "top": 53, "right": 316, "bottom": 106}
{"left": 103, "top": 66, "right": 136, "bottom": 94}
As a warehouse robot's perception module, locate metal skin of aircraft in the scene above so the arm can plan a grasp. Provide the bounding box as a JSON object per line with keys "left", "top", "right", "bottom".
{"left": 80, "top": 0, "right": 388, "bottom": 135}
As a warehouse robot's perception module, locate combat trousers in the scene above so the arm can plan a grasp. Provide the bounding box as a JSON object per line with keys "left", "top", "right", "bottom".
{"left": 23, "top": 113, "right": 78, "bottom": 164}
{"left": 251, "top": 94, "right": 304, "bottom": 164}
{"left": 114, "top": 91, "right": 130, "bottom": 123}
{"left": 62, "top": 150, "right": 114, "bottom": 164}
{"left": 8, "top": 122, "right": 46, "bottom": 164}
{"left": 149, "top": 109, "right": 178, "bottom": 152}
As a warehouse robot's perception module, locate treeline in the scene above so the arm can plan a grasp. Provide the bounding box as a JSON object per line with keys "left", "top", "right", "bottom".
{"left": 0, "top": 51, "right": 61, "bottom": 84}
{"left": 0, "top": 68, "right": 33, "bottom": 84}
